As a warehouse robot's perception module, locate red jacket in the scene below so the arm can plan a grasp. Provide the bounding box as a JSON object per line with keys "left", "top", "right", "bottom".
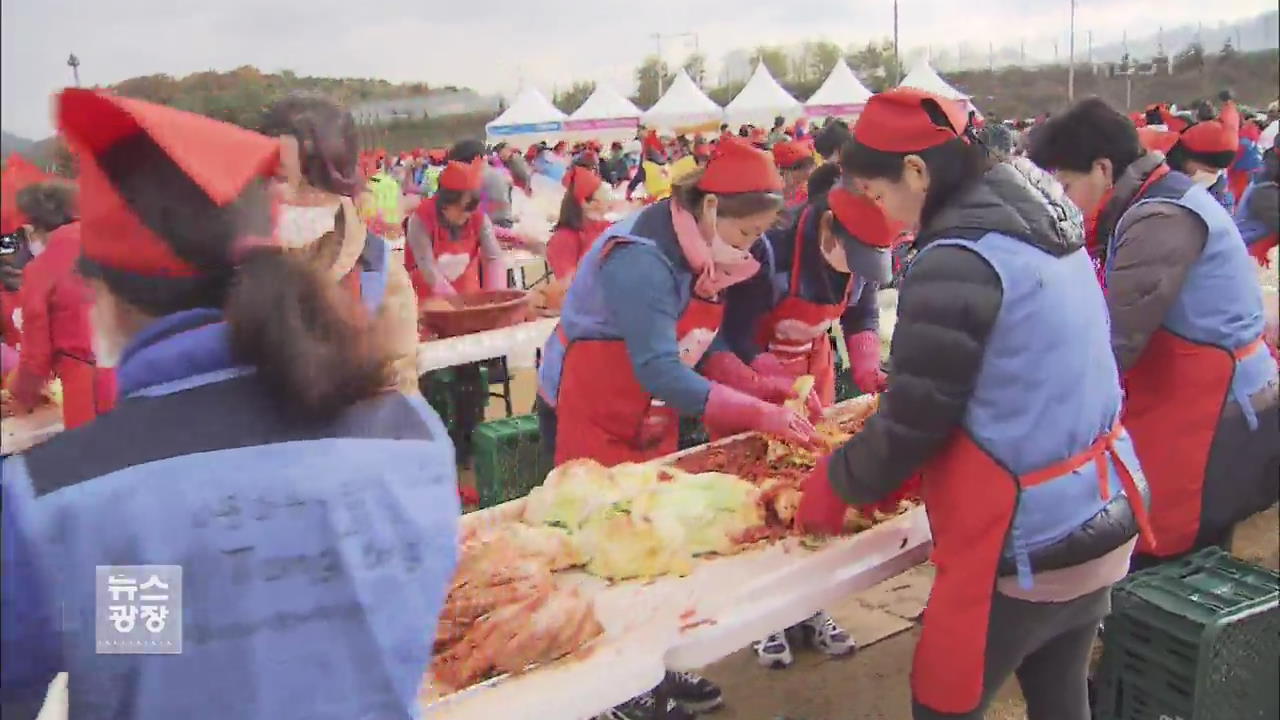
{"left": 14, "top": 223, "right": 96, "bottom": 388}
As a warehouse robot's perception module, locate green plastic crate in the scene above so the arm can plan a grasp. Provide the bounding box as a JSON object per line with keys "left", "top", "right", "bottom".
{"left": 1094, "top": 548, "right": 1280, "bottom": 720}
{"left": 472, "top": 414, "right": 552, "bottom": 509}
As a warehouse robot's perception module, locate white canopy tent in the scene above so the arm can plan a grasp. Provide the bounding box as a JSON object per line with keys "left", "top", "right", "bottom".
{"left": 641, "top": 69, "right": 723, "bottom": 134}
{"left": 723, "top": 63, "right": 803, "bottom": 128}
{"left": 485, "top": 86, "right": 569, "bottom": 144}
{"left": 564, "top": 84, "right": 643, "bottom": 143}
{"left": 897, "top": 62, "right": 969, "bottom": 100}
{"left": 569, "top": 84, "right": 642, "bottom": 122}
{"left": 805, "top": 59, "right": 873, "bottom": 119}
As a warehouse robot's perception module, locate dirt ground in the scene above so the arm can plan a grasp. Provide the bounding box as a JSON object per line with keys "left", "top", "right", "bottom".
{"left": 698, "top": 505, "right": 1279, "bottom": 720}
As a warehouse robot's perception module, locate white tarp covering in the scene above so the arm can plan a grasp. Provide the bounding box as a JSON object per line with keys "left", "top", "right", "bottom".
{"left": 569, "top": 84, "right": 642, "bottom": 121}
{"left": 485, "top": 87, "right": 569, "bottom": 143}
{"left": 723, "top": 63, "right": 802, "bottom": 127}
{"left": 805, "top": 59, "right": 873, "bottom": 118}
{"left": 641, "top": 69, "right": 723, "bottom": 133}
{"left": 897, "top": 62, "right": 969, "bottom": 100}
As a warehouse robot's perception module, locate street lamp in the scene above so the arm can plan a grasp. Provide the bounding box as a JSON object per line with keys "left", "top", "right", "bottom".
{"left": 67, "top": 53, "right": 81, "bottom": 87}
{"left": 1067, "top": 0, "right": 1076, "bottom": 102}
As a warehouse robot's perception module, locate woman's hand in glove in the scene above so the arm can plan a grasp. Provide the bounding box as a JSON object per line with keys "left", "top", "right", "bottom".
{"left": 701, "top": 351, "right": 797, "bottom": 405}
{"left": 796, "top": 457, "right": 848, "bottom": 535}
{"left": 703, "top": 383, "right": 821, "bottom": 449}
{"left": 846, "top": 330, "right": 888, "bottom": 393}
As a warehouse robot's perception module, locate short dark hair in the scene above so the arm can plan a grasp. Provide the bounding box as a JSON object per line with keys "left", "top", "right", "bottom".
{"left": 814, "top": 120, "right": 851, "bottom": 159}
{"left": 1028, "top": 97, "right": 1141, "bottom": 182}
{"left": 1166, "top": 142, "right": 1235, "bottom": 172}
{"left": 448, "top": 139, "right": 486, "bottom": 163}
{"left": 16, "top": 181, "right": 77, "bottom": 232}
{"left": 841, "top": 136, "right": 991, "bottom": 232}
{"left": 806, "top": 163, "right": 842, "bottom": 199}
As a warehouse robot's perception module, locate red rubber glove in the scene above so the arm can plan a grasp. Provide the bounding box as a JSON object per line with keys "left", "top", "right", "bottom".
{"left": 751, "top": 353, "right": 823, "bottom": 421}
{"left": 847, "top": 330, "right": 888, "bottom": 393}
{"left": 853, "top": 473, "right": 923, "bottom": 516}
{"left": 9, "top": 368, "right": 44, "bottom": 413}
{"left": 701, "top": 351, "right": 795, "bottom": 405}
{"left": 797, "top": 457, "right": 848, "bottom": 535}
{"left": 749, "top": 352, "right": 803, "bottom": 380}
{"left": 703, "top": 383, "right": 821, "bottom": 449}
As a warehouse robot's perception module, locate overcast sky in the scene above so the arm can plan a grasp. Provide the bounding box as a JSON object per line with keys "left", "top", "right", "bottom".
{"left": 2, "top": 0, "right": 1274, "bottom": 139}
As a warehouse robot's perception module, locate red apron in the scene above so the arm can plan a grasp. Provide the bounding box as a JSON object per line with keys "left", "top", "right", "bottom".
{"left": 54, "top": 353, "right": 116, "bottom": 430}
{"left": 912, "top": 424, "right": 1152, "bottom": 714}
{"left": 405, "top": 198, "right": 484, "bottom": 301}
{"left": 552, "top": 243, "right": 724, "bottom": 466}
{"left": 1124, "top": 330, "right": 1263, "bottom": 556}
{"left": 755, "top": 208, "right": 852, "bottom": 406}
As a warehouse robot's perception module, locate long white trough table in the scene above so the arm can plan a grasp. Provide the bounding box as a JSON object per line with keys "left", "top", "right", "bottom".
{"left": 423, "top": 396, "right": 933, "bottom": 720}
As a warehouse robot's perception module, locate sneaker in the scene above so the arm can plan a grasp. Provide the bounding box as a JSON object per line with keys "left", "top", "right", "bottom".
{"left": 798, "top": 611, "right": 856, "bottom": 657}
{"left": 753, "top": 631, "right": 794, "bottom": 669}
{"left": 663, "top": 671, "right": 724, "bottom": 713}
{"left": 598, "top": 691, "right": 695, "bottom": 720}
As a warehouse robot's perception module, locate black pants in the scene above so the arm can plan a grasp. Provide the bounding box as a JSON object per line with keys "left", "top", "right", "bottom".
{"left": 626, "top": 164, "right": 646, "bottom": 197}
{"left": 535, "top": 396, "right": 557, "bottom": 461}
{"left": 912, "top": 587, "right": 1110, "bottom": 720}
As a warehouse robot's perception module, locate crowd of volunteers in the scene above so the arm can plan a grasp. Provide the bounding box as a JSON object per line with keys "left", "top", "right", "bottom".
{"left": 0, "top": 76, "right": 1276, "bottom": 720}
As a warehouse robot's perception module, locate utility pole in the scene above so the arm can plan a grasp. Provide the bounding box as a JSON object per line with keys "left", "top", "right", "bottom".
{"left": 651, "top": 31, "right": 700, "bottom": 93}
{"left": 1020, "top": 40, "right": 1026, "bottom": 64}
{"left": 988, "top": 41, "right": 994, "bottom": 73}
{"left": 893, "top": 0, "right": 901, "bottom": 84}
{"left": 650, "top": 33, "right": 664, "bottom": 96}
{"left": 67, "top": 53, "right": 81, "bottom": 87}
{"left": 1088, "top": 30, "right": 1093, "bottom": 65}
{"left": 1067, "top": 0, "right": 1076, "bottom": 102}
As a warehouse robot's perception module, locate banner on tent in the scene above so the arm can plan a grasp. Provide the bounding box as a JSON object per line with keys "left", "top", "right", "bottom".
{"left": 563, "top": 117, "right": 639, "bottom": 132}
{"left": 488, "top": 121, "right": 565, "bottom": 136}
{"left": 806, "top": 104, "right": 866, "bottom": 119}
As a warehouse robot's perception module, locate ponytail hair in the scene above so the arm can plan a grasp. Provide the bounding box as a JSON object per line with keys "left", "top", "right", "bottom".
{"left": 225, "top": 249, "right": 391, "bottom": 418}
{"left": 86, "top": 131, "right": 390, "bottom": 420}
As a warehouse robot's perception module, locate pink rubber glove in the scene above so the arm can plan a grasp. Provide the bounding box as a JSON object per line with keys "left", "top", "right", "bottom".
{"left": 483, "top": 256, "right": 510, "bottom": 291}
{"left": 752, "top": 352, "right": 823, "bottom": 422}
{"left": 749, "top": 352, "right": 802, "bottom": 380}
{"left": 796, "top": 457, "right": 848, "bottom": 535}
{"left": 703, "top": 383, "right": 821, "bottom": 449}
{"left": 847, "top": 330, "right": 888, "bottom": 393}
{"left": 430, "top": 275, "right": 458, "bottom": 297}
{"left": 0, "top": 343, "right": 17, "bottom": 375}
{"left": 701, "top": 352, "right": 795, "bottom": 404}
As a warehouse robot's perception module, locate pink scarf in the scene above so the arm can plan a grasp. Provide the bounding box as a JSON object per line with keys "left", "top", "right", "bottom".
{"left": 669, "top": 201, "right": 760, "bottom": 299}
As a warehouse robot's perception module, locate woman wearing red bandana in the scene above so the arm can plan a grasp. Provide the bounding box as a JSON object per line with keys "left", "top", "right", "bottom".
{"left": 536, "top": 137, "right": 820, "bottom": 720}
{"left": 403, "top": 158, "right": 507, "bottom": 302}
{"left": 546, "top": 164, "right": 612, "bottom": 284}
{"left": 800, "top": 89, "right": 1151, "bottom": 720}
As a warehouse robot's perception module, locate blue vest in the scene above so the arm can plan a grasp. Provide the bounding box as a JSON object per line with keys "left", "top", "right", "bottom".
{"left": 538, "top": 205, "right": 696, "bottom": 406}
{"left": 358, "top": 232, "right": 391, "bottom": 314}
{"left": 1235, "top": 181, "right": 1278, "bottom": 248}
{"left": 1111, "top": 172, "right": 1274, "bottom": 428}
{"left": 919, "top": 232, "right": 1141, "bottom": 587}
{"left": 1, "top": 311, "right": 460, "bottom": 720}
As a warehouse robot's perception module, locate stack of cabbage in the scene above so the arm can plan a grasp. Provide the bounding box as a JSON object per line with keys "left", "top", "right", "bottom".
{"left": 521, "top": 460, "right": 764, "bottom": 580}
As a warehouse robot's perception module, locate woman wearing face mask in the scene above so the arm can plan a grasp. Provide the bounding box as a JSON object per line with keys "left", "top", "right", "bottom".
{"left": 724, "top": 162, "right": 892, "bottom": 670}
{"left": 1031, "top": 97, "right": 1279, "bottom": 570}
{"left": 797, "top": 89, "right": 1153, "bottom": 720}
{"left": 538, "top": 136, "right": 820, "bottom": 468}
{"left": 546, "top": 164, "right": 612, "bottom": 285}
{"left": 722, "top": 162, "right": 892, "bottom": 413}
{"left": 1, "top": 157, "right": 54, "bottom": 377}
{"left": 1, "top": 89, "right": 459, "bottom": 720}
{"left": 1163, "top": 103, "right": 1242, "bottom": 213}
{"left": 258, "top": 95, "right": 420, "bottom": 394}
{"left": 404, "top": 158, "right": 508, "bottom": 302}
{"left": 6, "top": 180, "right": 117, "bottom": 429}
{"left": 535, "top": 138, "right": 820, "bottom": 720}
